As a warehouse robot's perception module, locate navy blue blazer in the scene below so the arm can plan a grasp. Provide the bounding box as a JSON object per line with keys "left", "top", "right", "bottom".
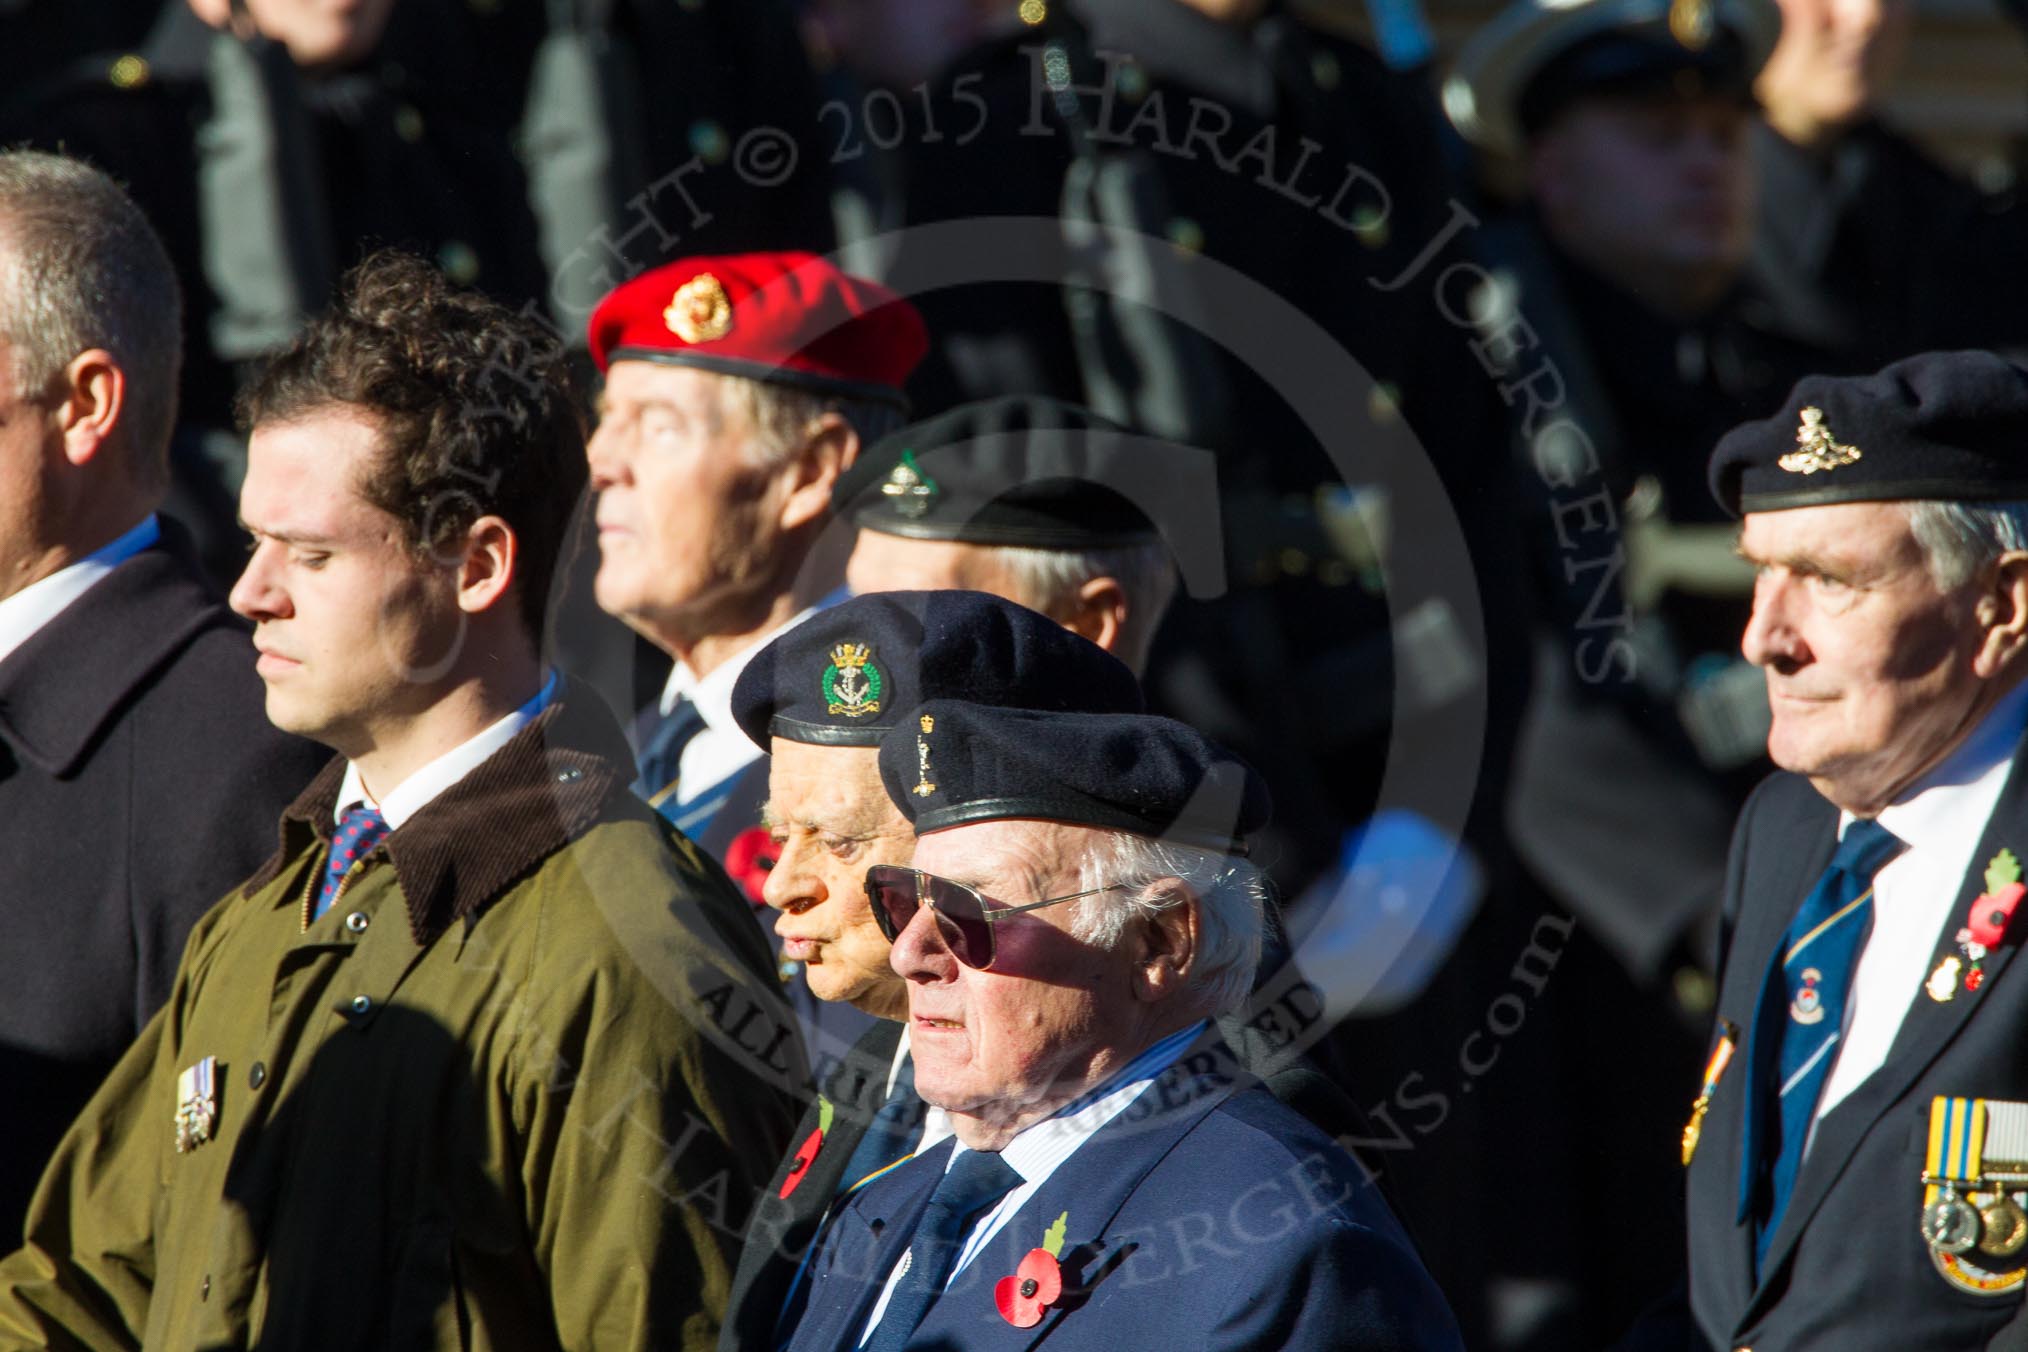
{"left": 1686, "top": 745, "right": 2028, "bottom": 1349}
{"left": 782, "top": 1045, "right": 1462, "bottom": 1351}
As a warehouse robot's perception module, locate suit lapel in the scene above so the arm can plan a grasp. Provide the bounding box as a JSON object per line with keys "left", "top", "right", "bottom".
{"left": 1746, "top": 737, "right": 2028, "bottom": 1322}
{"left": 792, "top": 1139, "right": 953, "bottom": 1351}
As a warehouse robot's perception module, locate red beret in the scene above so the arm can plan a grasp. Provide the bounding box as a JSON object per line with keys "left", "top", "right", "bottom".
{"left": 587, "top": 252, "right": 927, "bottom": 408}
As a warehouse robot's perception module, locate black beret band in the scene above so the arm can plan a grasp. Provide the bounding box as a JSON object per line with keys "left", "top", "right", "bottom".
{"left": 1709, "top": 351, "right": 2028, "bottom": 517}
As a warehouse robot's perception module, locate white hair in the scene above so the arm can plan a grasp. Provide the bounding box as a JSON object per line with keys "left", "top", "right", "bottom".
{"left": 732, "top": 379, "right": 906, "bottom": 470}
{"left": 1070, "top": 831, "right": 1266, "bottom": 1015}
{"left": 1905, "top": 500, "right": 2028, "bottom": 590}
{"left": 987, "top": 539, "right": 1179, "bottom": 674}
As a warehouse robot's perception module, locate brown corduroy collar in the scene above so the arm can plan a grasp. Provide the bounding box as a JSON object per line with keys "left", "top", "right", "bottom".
{"left": 242, "top": 681, "right": 636, "bottom": 945}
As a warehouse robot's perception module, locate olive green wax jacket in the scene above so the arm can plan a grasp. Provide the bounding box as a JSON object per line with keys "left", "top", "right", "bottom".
{"left": 0, "top": 689, "right": 807, "bottom": 1350}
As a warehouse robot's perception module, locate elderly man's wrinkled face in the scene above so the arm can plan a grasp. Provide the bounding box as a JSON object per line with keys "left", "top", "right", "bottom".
{"left": 763, "top": 742, "right": 915, "bottom": 1020}
{"left": 586, "top": 363, "right": 789, "bottom": 648}
{"left": 893, "top": 819, "right": 1155, "bottom": 1145}
{"left": 1739, "top": 501, "right": 2004, "bottom": 813}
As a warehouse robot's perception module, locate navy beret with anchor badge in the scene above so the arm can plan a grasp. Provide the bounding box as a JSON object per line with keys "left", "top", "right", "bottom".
{"left": 832, "top": 395, "right": 1165, "bottom": 549}
{"left": 1708, "top": 350, "right": 2028, "bottom": 517}
{"left": 730, "top": 589, "right": 1145, "bottom": 751}
{"left": 878, "top": 700, "right": 1273, "bottom": 855}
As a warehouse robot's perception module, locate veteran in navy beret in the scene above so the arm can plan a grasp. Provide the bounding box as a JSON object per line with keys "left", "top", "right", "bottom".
{"left": 778, "top": 703, "right": 1463, "bottom": 1352}
{"left": 716, "top": 590, "right": 1145, "bottom": 1352}
{"left": 1672, "top": 350, "right": 2028, "bottom": 1349}
{"left": 836, "top": 396, "right": 1193, "bottom": 675}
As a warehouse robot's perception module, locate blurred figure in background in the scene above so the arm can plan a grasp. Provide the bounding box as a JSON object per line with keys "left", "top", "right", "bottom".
{"left": 0, "top": 0, "right": 839, "bottom": 594}
{"left": 1749, "top": 0, "right": 2028, "bottom": 359}
{"left": 1443, "top": 0, "right": 1870, "bottom": 1338}
{"left": 0, "top": 150, "right": 322, "bottom": 1237}
{"left": 834, "top": 396, "right": 1183, "bottom": 675}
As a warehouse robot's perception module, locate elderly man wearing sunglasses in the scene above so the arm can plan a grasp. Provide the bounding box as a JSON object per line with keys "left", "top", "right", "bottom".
{"left": 780, "top": 701, "right": 1463, "bottom": 1352}
{"left": 716, "top": 589, "right": 1146, "bottom": 1352}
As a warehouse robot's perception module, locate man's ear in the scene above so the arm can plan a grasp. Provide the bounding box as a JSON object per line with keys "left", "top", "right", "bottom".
{"left": 1130, "top": 880, "right": 1200, "bottom": 1004}
{"left": 56, "top": 350, "right": 125, "bottom": 469}
{"left": 776, "top": 412, "right": 858, "bottom": 534}
{"left": 1974, "top": 550, "right": 2028, "bottom": 678}
{"left": 1058, "top": 575, "right": 1128, "bottom": 656}
{"left": 454, "top": 514, "right": 518, "bottom": 617}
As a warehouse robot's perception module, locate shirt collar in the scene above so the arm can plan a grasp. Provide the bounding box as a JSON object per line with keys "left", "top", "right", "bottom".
{"left": 1865, "top": 679, "right": 2028, "bottom": 854}
{"left": 0, "top": 514, "right": 159, "bottom": 668}
{"left": 658, "top": 604, "right": 822, "bottom": 727}
{"left": 247, "top": 675, "right": 631, "bottom": 945}
{"left": 336, "top": 669, "right": 559, "bottom": 829}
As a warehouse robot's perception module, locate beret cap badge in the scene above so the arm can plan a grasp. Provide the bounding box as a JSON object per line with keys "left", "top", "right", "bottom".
{"left": 1668, "top": 0, "right": 1715, "bottom": 49}
{"left": 822, "top": 643, "right": 883, "bottom": 719}
{"left": 1778, "top": 407, "right": 1862, "bottom": 476}
{"left": 913, "top": 714, "right": 937, "bottom": 797}
{"left": 881, "top": 449, "right": 940, "bottom": 519}
{"left": 664, "top": 273, "right": 733, "bottom": 344}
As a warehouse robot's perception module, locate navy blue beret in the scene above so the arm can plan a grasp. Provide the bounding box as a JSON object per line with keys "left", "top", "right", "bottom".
{"left": 832, "top": 395, "right": 1164, "bottom": 549}
{"left": 1709, "top": 351, "right": 2028, "bottom": 517}
{"left": 730, "top": 590, "right": 1145, "bottom": 750}
{"left": 878, "top": 699, "right": 1272, "bottom": 855}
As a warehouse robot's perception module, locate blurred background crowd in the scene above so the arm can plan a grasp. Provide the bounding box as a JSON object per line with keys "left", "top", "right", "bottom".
{"left": 1, "top": 0, "right": 2022, "bottom": 1346}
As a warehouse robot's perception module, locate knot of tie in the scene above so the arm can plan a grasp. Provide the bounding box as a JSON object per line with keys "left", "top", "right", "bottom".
{"left": 1831, "top": 817, "right": 1906, "bottom": 880}
{"left": 316, "top": 804, "right": 389, "bottom": 919}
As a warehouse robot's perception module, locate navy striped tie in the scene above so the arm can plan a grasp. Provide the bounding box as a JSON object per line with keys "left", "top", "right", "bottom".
{"left": 1746, "top": 817, "right": 1905, "bottom": 1267}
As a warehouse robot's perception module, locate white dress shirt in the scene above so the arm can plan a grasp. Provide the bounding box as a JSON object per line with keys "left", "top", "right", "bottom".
{"left": 0, "top": 515, "right": 160, "bottom": 668}
{"left": 1813, "top": 679, "right": 2028, "bottom": 1129}
{"left": 856, "top": 1021, "right": 1208, "bottom": 1346}
{"left": 656, "top": 606, "right": 819, "bottom": 813}
{"left": 334, "top": 669, "right": 559, "bottom": 828}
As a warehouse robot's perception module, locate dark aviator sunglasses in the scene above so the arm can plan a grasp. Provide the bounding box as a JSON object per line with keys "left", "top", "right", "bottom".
{"left": 862, "top": 864, "right": 1123, "bottom": 970}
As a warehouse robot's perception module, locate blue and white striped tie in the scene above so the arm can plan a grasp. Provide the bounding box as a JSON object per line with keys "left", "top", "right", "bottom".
{"left": 1746, "top": 817, "right": 1905, "bottom": 1267}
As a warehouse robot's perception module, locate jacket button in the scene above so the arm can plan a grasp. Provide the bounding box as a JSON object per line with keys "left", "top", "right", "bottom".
{"left": 200, "top": 1275, "right": 210, "bottom": 1301}
{"left": 350, "top": 995, "right": 373, "bottom": 1016}
{"left": 248, "top": 1061, "right": 266, "bottom": 1090}
{"left": 344, "top": 911, "right": 370, "bottom": 935}
{"left": 556, "top": 767, "right": 583, "bottom": 783}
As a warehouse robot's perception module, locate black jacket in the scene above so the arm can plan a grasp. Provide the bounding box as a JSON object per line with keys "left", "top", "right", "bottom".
{"left": 1687, "top": 748, "right": 2028, "bottom": 1348}
{"left": 0, "top": 523, "right": 323, "bottom": 1232}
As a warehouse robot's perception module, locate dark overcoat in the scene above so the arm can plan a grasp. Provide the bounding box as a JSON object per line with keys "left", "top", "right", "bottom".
{"left": 0, "top": 526, "right": 322, "bottom": 1232}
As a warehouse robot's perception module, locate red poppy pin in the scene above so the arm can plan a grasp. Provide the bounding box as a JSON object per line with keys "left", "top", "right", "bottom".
{"left": 1935, "top": 849, "right": 2025, "bottom": 1001}
{"left": 995, "top": 1210, "right": 1069, "bottom": 1329}
{"left": 724, "top": 827, "right": 779, "bottom": 906}
{"left": 779, "top": 1097, "right": 835, "bottom": 1200}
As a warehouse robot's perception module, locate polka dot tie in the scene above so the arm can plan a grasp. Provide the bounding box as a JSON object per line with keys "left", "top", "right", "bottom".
{"left": 315, "top": 805, "right": 389, "bottom": 919}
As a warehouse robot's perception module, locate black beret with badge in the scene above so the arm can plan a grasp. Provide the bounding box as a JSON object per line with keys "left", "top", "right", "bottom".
{"left": 832, "top": 395, "right": 1164, "bottom": 549}
{"left": 878, "top": 699, "right": 1273, "bottom": 855}
{"left": 1709, "top": 350, "right": 2028, "bottom": 516}
{"left": 1442, "top": 0, "right": 1780, "bottom": 157}
{"left": 730, "top": 589, "right": 1145, "bottom": 750}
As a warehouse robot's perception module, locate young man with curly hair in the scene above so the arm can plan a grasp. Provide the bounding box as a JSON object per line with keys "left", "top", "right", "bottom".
{"left": 0, "top": 251, "right": 803, "bottom": 1352}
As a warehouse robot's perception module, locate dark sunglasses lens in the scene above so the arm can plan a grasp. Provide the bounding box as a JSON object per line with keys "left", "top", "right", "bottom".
{"left": 865, "top": 867, "right": 913, "bottom": 943}
{"left": 921, "top": 875, "right": 994, "bottom": 969}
